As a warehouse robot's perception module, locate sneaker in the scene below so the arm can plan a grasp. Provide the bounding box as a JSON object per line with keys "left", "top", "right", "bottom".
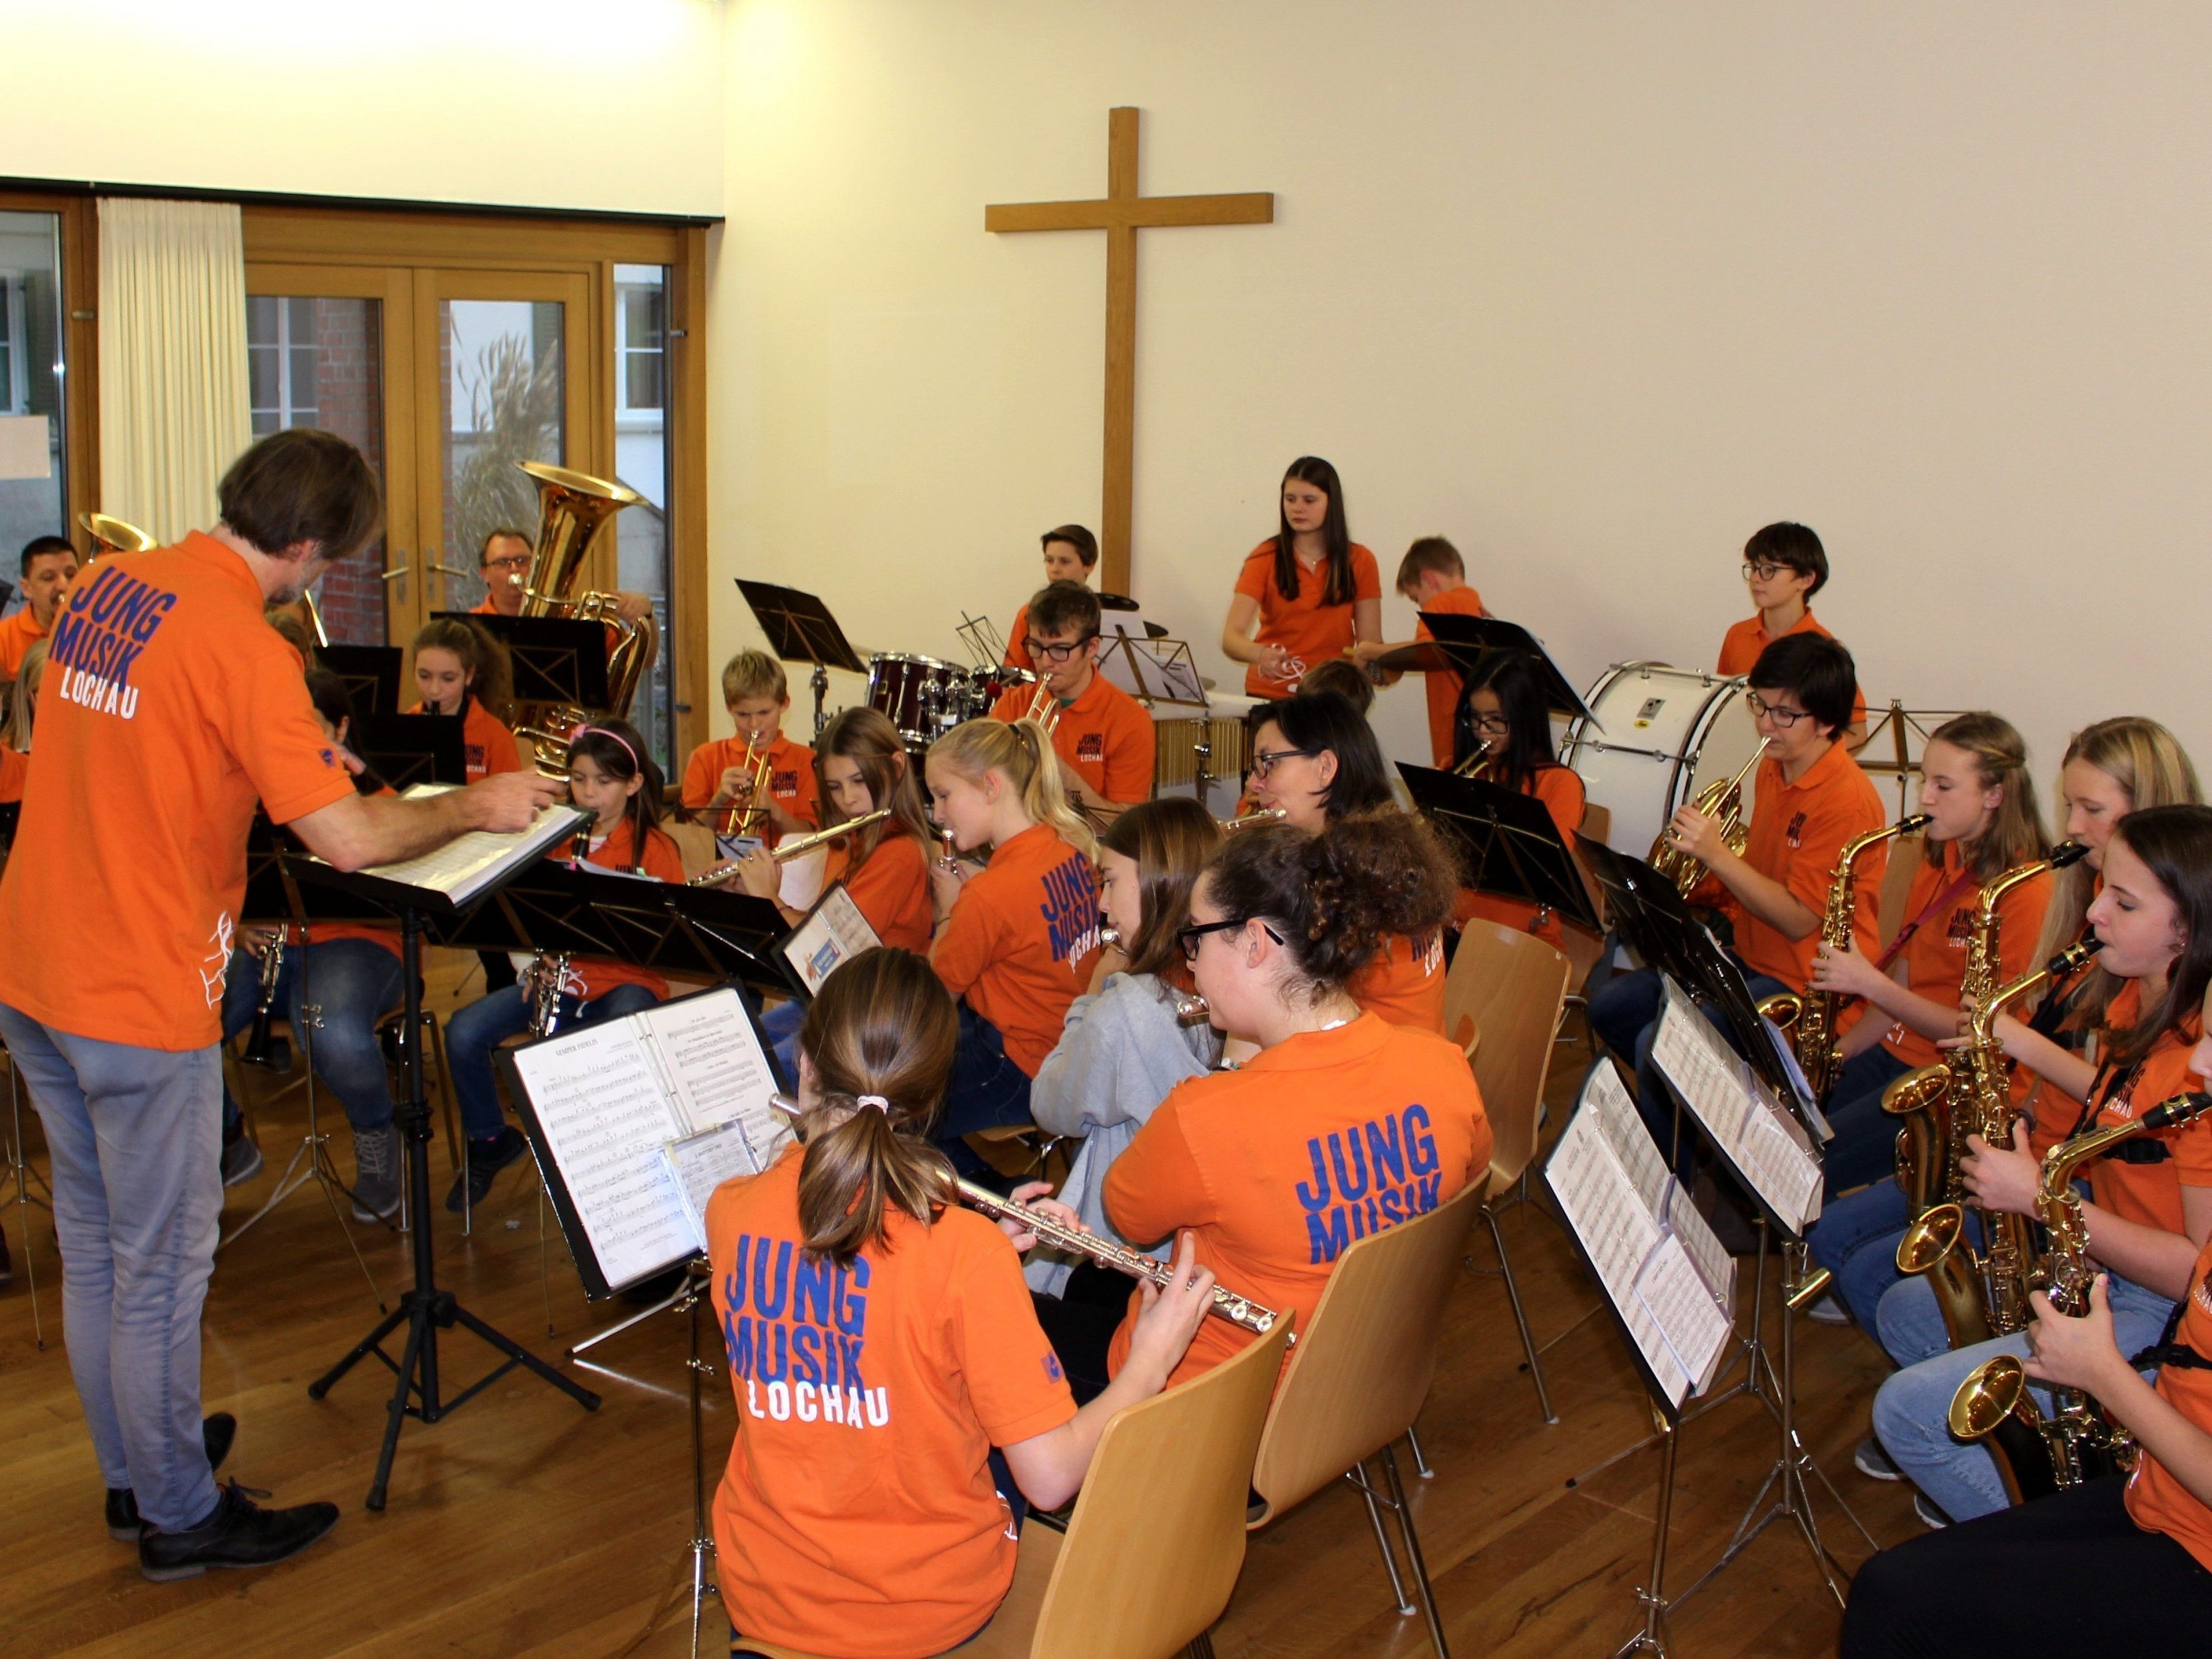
{"left": 137, "top": 1480, "right": 338, "bottom": 1582}
{"left": 105, "top": 1413, "right": 239, "bottom": 1540}
{"left": 1853, "top": 1435, "right": 1903, "bottom": 1482}
{"left": 1804, "top": 1293, "right": 1849, "bottom": 1326}
{"left": 1914, "top": 1493, "right": 1950, "bottom": 1529}
{"left": 444, "top": 1126, "right": 527, "bottom": 1215}
{"left": 220, "top": 1135, "right": 264, "bottom": 1189}
{"left": 350, "top": 1125, "right": 402, "bottom": 1223}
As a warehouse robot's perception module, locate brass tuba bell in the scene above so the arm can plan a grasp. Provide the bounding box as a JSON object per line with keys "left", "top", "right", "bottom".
{"left": 78, "top": 511, "right": 161, "bottom": 560}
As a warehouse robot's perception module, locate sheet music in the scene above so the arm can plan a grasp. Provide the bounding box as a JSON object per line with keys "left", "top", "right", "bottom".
{"left": 642, "top": 989, "right": 784, "bottom": 1141}
{"left": 664, "top": 1119, "right": 764, "bottom": 1251}
{"left": 1545, "top": 1062, "right": 1738, "bottom": 1407}
{"left": 779, "top": 843, "right": 828, "bottom": 911}
{"left": 782, "top": 883, "right": 882, "bottom": 997}
{"left": 356, "top": 801, "right": 588, "bottom": 903}
{"left": 1652, "top": 980, "right": 1823, "bottom": 1233}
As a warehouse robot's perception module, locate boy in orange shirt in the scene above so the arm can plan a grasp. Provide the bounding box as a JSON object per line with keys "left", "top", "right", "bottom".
{"left": 988, "top": 580, "right": 1155, "bottom": 818}
{"left": 0, "top": 534, "right": 78, "bottom": 681}
{"left": 682, "top": 650, "right": 820, "bottom": 849}
{"left": 1355, "top": 536, "right": 1488, "bottom": 768}
{"left": 1002, "top": 523, "right": 1096, "bottom": 673}
{"left": 1718, "top": 521, "right": 1867, "bottom": 742}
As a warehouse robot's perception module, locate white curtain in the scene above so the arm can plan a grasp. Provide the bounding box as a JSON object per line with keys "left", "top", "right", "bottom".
{"left": 97, "top": 199, "right": 253, "bottom": 544}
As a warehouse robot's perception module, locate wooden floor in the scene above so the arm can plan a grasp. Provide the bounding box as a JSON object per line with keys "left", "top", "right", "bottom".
{"left": 0, "top": 963, "right": 1924, "bottom": 1658}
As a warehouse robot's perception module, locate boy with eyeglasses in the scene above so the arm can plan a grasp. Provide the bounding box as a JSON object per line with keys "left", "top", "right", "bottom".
{"left": 1719, "top": 520, "right": 1868, "bottom": 742}
{"left": 1586, "top": 632, "right": 1888, "bottom": 1176}
{"left": 988, "top": 580, "right": 1155, "bottom": 820}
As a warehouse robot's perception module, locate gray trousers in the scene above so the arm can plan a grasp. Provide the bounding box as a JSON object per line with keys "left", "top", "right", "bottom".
{"left": 0, "top": 1000, "right": 223, "bottom": 1532}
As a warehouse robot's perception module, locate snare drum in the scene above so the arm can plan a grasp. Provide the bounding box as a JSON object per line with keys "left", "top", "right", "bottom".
{"left": 865, "top": 654, "right": 967, "bottom": 748}
{"left": 1560, "top": 662, "right": 1760, "bottom": 858}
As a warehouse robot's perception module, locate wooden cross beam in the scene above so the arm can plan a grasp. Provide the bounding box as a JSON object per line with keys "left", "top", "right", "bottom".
{"left": 987, "top": 107, "right": 1273, "bottom": 596}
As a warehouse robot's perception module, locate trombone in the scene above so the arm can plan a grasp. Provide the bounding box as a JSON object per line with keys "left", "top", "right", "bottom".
{"left": 688, "top": 809, "right": 893, "bottom": 886}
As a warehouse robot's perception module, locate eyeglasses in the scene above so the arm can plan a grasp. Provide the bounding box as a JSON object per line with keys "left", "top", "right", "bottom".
{"left": 1740, "top": 561, "right": 1791, "bottom": 582}
{"left": 483, "top": 553, "right": 532, "bottom": 572}
{"left": 1250, "top": 746, "right": 1317, "bottom": 779}
{"left": 1744, "top": 692, "right": 1812, "bottom": 728}
{"left": 1030, "top": 634, "right": 1098, "bottom": 664}
{"left": 1177, "top": 916, "right": 1284, "bottom": 963}
{"left": 1468, "top": 714, "right": 1510, "bottom": 736}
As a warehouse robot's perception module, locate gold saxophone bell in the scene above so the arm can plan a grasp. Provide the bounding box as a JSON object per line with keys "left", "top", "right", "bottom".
{"left": 78, "top": 511, "right": 160, "bottom": 560}
{"left": 1949, "top": 1352, "right": 2029, "bottom": 1440}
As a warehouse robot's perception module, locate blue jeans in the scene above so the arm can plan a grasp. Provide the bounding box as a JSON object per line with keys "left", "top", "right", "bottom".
{"left": 219, "top": 939, "right": 404, "bottom": 1135}
{"left": 937, "top": 1004, "right": 1033, "bottom": 1175}
{"left": 447, "top": 980, "right": 663, "bottom": 1141}
{"left": 1806, "top": 1176, "right": 1987, "bottom": 1347}
{"left": 1818, "top": 1046, "right": 1918, "bottom": 1196}
{"left": 1870, "top": 1269, "right": 2174, "bottom": 1522}
{"left": 0, "top": 1001, "right": 224, "bottom": 1532}
{"left": 758, "top": 997, "right": 803, "bottom": 1086}
{"left": 1586, "top": 963, "right": 1789, "bottom": 1180}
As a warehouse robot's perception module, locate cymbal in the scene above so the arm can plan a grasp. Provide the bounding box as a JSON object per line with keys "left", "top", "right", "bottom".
{"left": 1372, "top": 641, "right": 1454, "bottom": 674}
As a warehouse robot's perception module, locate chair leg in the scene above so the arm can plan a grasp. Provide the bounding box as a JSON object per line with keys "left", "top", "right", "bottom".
{"left": 1406, "top": 1424, "right": 1434, "bottom": 1479}
{"left": 1484, "top": 1201, "right": 1559, "bottom": 1424}
{"left": 1351, "top": 1456, "right": 1416, "bottom": 1616}
{"left": 1380, "top": 1443, "right": 1452, "bottom": 1659}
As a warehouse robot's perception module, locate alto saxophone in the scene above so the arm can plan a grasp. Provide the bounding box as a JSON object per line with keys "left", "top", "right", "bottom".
{"left": 1949, "top": 1088, "right": 2212, "bottom": 1504}
{"left": 1648, "top": 739, "right": 1770, "bottom": 899}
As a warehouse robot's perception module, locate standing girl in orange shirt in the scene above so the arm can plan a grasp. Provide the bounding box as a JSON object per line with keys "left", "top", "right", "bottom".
{"left": 1245, "top": 688, "right": 1453, "bottom": 1033}
{"left": 925, "top": 718, "right": 1099, "bottom": 1173}
{"left": 1221, "top": 456, "right": 1382, "bottom": 697}
{"left": 407, "top": 617, "right": 520, "bottom": 782}
{"left": 710, "top": 947, "right": 1211, "bottom": 1659}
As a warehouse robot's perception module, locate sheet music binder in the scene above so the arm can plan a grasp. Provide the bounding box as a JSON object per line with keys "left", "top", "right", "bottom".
{"left": 780, "top": 881, "right": 883, "bottom": 997}
{"left": 1395, "top": 762, "right": 1600, "bottom": 933}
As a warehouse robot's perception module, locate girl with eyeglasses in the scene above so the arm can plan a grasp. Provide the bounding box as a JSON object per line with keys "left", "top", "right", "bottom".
{"left": 1220, "top": 456, "right": 1381, "bottom": 697}
{"left": 1243, "top": 688, "right": 1453, "bottom": 1034}
{"left": 1081, "top": 813, "right": 1490, "bottom": 1392}
{"left": 1449, "top": 652, "right": 1587, "bottom": 947}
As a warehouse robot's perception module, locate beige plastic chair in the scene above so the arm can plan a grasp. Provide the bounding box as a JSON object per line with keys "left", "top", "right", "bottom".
{"left": 1444, "top": 919, "right": 1572, "bottom": 1424}
{"left": 1579, "top": 801, "right": 1612, "bottom": 849}
{"left": 1877, "top": 833, "right": 1926, "bottom": 948}
{"left": 1246, "top": 1181, "right": 1483, "bottom": 1658}
{"left": 738, "top": 1315, "right": 1294, "bottom": 1659}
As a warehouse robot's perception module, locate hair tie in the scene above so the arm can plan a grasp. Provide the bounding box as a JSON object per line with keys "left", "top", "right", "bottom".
{"left": 855, "top": 1093, "right": 890, "bottom": 1113}
{"left": 569, "top": 722, "right": 639, "bottom": 772}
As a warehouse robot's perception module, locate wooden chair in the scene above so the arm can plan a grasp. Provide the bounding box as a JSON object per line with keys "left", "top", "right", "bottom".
{"left": 1246, "top": 1182, "right": 1483, "bottom": 1658}
{"left": 666, "top": 814, "right": 724, "bottom": 881}
{"left": 1580, "top": 801, "right": 1612, "bottom": 849}
{"left": 1444, "top": 919, "right": 1573, "bottom": 1424}
{"left": 738, "top": 1315, "right": 1294, "bottom": 1659}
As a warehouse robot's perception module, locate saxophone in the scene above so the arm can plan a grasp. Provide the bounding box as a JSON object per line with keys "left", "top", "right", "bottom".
{"left": 1895, "top": 937, "right": 2102, "bottom": 1345}
{"left": 1949, "top": 1088, "right": 2212, "bottom": 1504}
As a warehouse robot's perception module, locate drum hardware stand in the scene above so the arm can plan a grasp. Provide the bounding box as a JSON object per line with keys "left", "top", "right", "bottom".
{"left": 3, "top": 1047, "right": 51, "bottom": 1346}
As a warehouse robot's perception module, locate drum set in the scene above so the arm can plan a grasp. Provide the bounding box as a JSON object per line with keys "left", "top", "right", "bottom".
{"left": 865, "top": 653, "right": 1038, "bottom": 751}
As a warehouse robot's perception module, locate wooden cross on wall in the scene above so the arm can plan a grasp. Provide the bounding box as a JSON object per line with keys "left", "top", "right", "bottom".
{"left": 987, "top": 107, "right": 1273, "bottom": 596}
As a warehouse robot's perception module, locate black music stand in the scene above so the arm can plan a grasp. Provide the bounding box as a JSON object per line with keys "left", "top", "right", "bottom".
{"left": 1396, "top": 763, "right": 1600, "bottom": 934}
{"left": 736, "top": 580, "right": 868, "bottom": 740}
{"left": 290, "top": 830, "right": 603, "bottom": 1512}
{"left": 435, "top": 610, "right": 610, "bottom": 712}
{"left": 320, "top": 644, "right": 403, "bottom": 717}
{"left": 1417, "top": 613, "right": 1598, "bottom": 724}
{"left": 350, "top": 716, "right": 468, "bottom": 792}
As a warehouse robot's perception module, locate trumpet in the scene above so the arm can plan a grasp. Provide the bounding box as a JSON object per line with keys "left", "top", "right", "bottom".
{"left": 1221, "top": 805, "right": 1288, "bottom": 831}
{"left": 1020, "top": 678, "right": 1062, "bottom": 738}
{"left": 725, "top": 738, "right": 776, "bottom": 837}
{"left": 1451, "top": 737, "right": 1495, "bottom": 780}
{"left": 1649, "top": 738, "right": 1770, "bottom": 897}
{"left": 688, "top": 810, "right": 894, "bottom": 886}
{"left": 240, "top": 933, "right": 292, "bottom": 1073}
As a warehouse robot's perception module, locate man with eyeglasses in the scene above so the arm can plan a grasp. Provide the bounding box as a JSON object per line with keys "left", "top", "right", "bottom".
{"left": 1587, "top": 632, "right": 1888, "bottom": 1188}
{"left": 468, "top": 526, "right": 653, "bottom": 627}
{"left": 1717, "top": 520, "right": 1867, "bottom": 745}
{"left": 987, "top": 579, "right": 1155, "bottom": 820}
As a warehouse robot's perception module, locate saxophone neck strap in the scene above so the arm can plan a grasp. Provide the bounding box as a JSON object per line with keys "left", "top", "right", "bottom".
{"left": 2129, "top": 1297, "right": 2212, "bottom": 1373}
{"left": 1874, "top": 868, "right": 1979, "bottom": 973}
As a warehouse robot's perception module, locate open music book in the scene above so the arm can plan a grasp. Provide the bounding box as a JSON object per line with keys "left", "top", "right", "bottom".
{"left": 348, "top": 788, "right": 589, "bottom": 907}
{"left": 1650, "top": 978, "right": 1824, "bottom": 1235}
{"left": 502, "top": 986, "right": 790, "bottom": 1296}
{"left": 1545, "top": 1061, "right": 1738, "bottom": 1411}
{"left": 782, "top": 883, "right": 881, "bottom": 997}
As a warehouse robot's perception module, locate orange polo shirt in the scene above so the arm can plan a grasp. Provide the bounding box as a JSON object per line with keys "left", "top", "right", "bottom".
{"left": 1233, "top": 541, "right": 1382, "bottom": 698}
{"left": 1877, "top": 841, "right": 2052, "bottom": 1069}
{"left": 1411, "top": 585, "right": 1487, "bottom": 768}
{"left": 707, "top": 1150, "right": 1075, "bottom": 1659}
{"left": 1716, "top": 608, "right": 1868, "bottom": 728}
{"left": 930, "top": 823, "right": 1099, "bottom": 1077}
{"left": 987, "top": 669, "right": 1155, "bottom": 804}
{"left": 564, "top": 818, "right": 686, "bottom": 1002}
{"left": 2127, "top": 1230, "right": 2212, "bottom": 1570}
{"left": 1719, "top": 741, "right": 1889, "bottom": 991}
{"left": 0, "top": 607, "right": 48, "bottom": 680}
{"left": 1003, "top": 603, "right": 1033, "bottom": 672}
{"left": 2077, "top": 983, "right": 2212, "bottom": 1237}
{"left": 1103, "top": 1013, "right": 1490, "bottom": 1386}
{"left": 0, "top": 533, "right": 356, "bottom": 1050}
{"left": 404, "top": 697, "right": 520, "bottom": 783}
{"left": 1457, "top": 763, "right": 1586, "bottom": 946}
{"left": 827, "top": 828, "right": 933, "bottom": 953}
{"left": 1348, "top": 928, "right": 1448, "bottom": 1036}
{"left": 0, "top": 743, "right": 24, "bottom": 806}
{"left": 682, "top": 732, "right": 821, "bottom": 845}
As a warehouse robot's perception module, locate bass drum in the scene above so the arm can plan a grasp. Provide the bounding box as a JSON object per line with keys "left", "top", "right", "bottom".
{"left": 1561, "top": 662, "right": 1760, "bottom": 859}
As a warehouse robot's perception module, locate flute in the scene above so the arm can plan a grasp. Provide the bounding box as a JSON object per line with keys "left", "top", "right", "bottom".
{"left": 687, "top": 809, "right": 893, "bottom": 886}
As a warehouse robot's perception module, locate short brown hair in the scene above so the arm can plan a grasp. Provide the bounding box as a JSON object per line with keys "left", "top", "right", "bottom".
{"left": 721, "top": 650, "right": 788, "bottom": 705}
{"left": 1394, "top": 536, "right": 1464, "bottom": 592}
{"left": 1041, "top": 524, "right": 1098, "bottom": 568}
{"left": 1297, "top": 658, "right": 1374, "bottom": 715}
{"left": 1743, "top": 522, "right": 1828, "bottom": 596}
{"left": 217, "top": 428, "right": 382, "bottom": 563}
{"left": 479, "top": 526, "right": 533, "bottom": 564}
{"left": 1027, "top": 578, "right": 1101, "bottom": 640}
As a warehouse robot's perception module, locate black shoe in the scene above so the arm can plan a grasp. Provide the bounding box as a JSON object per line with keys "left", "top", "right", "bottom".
{"left": 445, "top": 1126, "right": 527, "bottom": 1214}
{"left": 138, "top": 1480, "right": 338, "bottom": 1582}
{"left": 106, "top": 1414, "right": 241, "bottom": 1540}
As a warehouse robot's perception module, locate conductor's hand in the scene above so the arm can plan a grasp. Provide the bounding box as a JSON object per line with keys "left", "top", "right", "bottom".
{"left": 1666, "top": 804, "right": 1724, "bottom": 865}
{"left": 1961, "top": 1120, "right": 2040, "bottom": 1216}
{"left": 468, "top": 770, "right": 561, "bottom": 833}
{"left": 736, "top": 846, "right": 780, "bottom": 901}
{"left": 1123, "top": 1233, "right": 1215, "bottom": 1387}
{"left": 995, "top": 1181, "right": 1081, "bottom": 1251}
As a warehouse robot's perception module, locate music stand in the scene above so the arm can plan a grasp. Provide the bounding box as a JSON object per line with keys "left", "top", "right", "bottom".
{"left": 1417, "top": 613, "right": 1599, "bottom": 724}
{"left": 436, "top": 610, "right": 610, "bottom": 712}
{"left": 736, "top": 580, "right": 869, "bottom": 740}
{"left": 320, "top": 644, "right": 402, "bottom": 716}
{"left": 1396, "top": 764, "right": 1600, "bottom": 933}
{"left": 350, "top": 716, "right": 468, "bottom": 792}
{"left": 291, "top": 831, "right": 604, "bottom": 1512}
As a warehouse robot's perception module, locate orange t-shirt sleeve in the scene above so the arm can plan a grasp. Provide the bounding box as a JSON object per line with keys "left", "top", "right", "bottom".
{"left": 930, "top": 888, "right": 999, "bottom": 1000}
{"left": 1101, "top": 698, "right": 1156, "bottom": 804}
{"left": 1233, "top": 552, "right": 1272, "bottom": 603}
{"left": 1003, "top": 606, "right": 1033, "bottom": 672}
{"left": 1716, "top": 619, "right": 1757, "bottom": 676}
{"left": 681, "top": 740, "right": 722, "bottom": 810}
{"left": 1102, "top": 1089, "right": 1215, "bottom": 1248}
{"left": 1351, "top": 544, "right": 1382, "bottom": 602}
{"left": 223, "top": 647, "right": 358, "bottom": 826}
{"left": 953, "top": 1222, "right": 1079, "bottom": 1446}
{"left": 1532, "top": 766, "right": 1586, "bottom": 841}
{"left": 843, "top": 835, "right": 932, "bottom": 951}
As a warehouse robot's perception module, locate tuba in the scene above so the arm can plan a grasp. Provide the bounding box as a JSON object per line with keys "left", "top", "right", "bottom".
{"left": 1649, "top": 738, "right": 1770, "bottom": 897}
{"left": 508, "top": 462, "right": 648, "bottom": 778}
{"left": 78, "top": 511, "right": 160, "bottom": 560}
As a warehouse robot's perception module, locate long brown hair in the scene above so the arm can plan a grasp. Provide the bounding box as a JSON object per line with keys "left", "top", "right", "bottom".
{"left": 815, "top": 706, "right": 933, "bottom": 867}
{"left": 794, "top": 948, "right": 959, "bottom": 1269}
{"left": 411, "top": 616, "right": 514, "bottom": 724}
{"left": 1100, "top": 798, "right": 1223, "bottom": 979}
{"left": 2099, "top": 807, "right": 2212, "bottom": 1068}
{"left": 1920, "top": 712, "right": 2048, "bottom": 882}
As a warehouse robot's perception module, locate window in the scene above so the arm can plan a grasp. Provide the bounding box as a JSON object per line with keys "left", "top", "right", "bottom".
{"left": 0, "top": 276, "right": 23, "bottom": 414}
{"left": 615, "top": 265, "right": 666, "bottom": 422}
{"left": 247, "top": 296, "right": 322, "bottom": 435}
{"left": 0, "top": 208, "right": 70, "bottom": 584}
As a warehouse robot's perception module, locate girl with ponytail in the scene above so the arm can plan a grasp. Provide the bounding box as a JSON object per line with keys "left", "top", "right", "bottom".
{"left": 706, "top": 948, "right": 1211, "bottom": 1659}
{"left": 923, "top": 718, "right": 1101, "bottom": 1170}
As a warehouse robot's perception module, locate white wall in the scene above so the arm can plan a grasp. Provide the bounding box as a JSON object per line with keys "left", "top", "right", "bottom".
{"left": 710, "top": 0, "right": 2212, "bottom": 800}
{"left": 5, "top": 0, "right": 725, "bottom": 218}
